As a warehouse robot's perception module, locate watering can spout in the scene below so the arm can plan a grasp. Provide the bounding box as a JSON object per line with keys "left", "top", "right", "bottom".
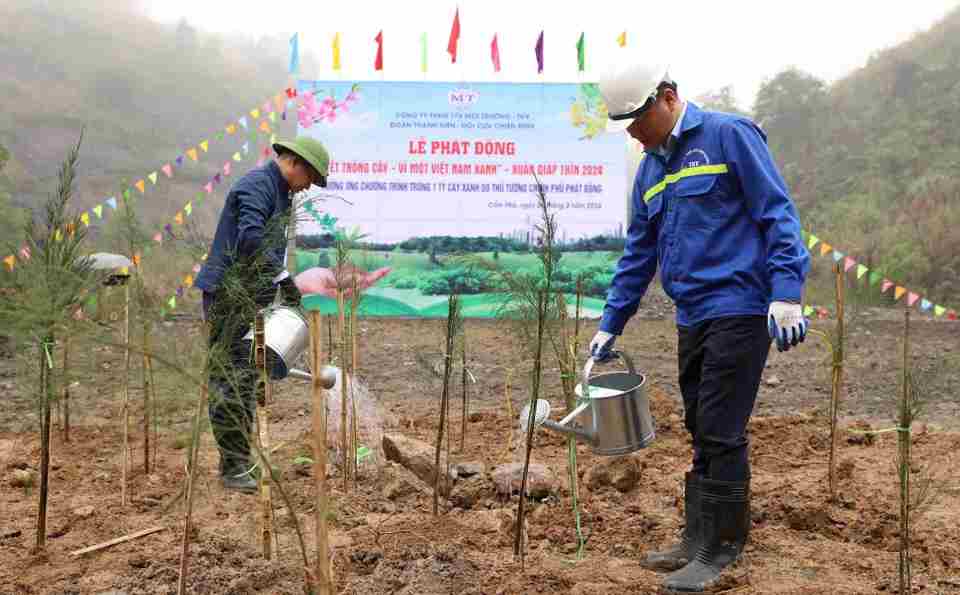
{"left": 540, "top": 401, "right": 595, "bottom": 443}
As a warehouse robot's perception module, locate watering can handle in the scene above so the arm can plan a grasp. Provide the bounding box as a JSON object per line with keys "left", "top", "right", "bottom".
{"left": 582, "top": 350, "right": 637, "bottom": 397}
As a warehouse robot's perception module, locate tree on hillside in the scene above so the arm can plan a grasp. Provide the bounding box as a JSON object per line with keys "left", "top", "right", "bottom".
{"left": 753, "top": 68, "right": 829, "bottom": 204}
{"left": 695, "top": 86, "right": 750, "bottom": 117}
{"left": 0, "top": 143, "right": 26, "bottom": 248}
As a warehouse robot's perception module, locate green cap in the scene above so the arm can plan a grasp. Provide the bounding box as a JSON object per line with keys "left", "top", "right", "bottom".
{"left": 273, "top": 136, "right": 330, "bottom": 178}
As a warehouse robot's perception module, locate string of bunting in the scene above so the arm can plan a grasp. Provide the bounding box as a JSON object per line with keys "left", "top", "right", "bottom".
{"left": 799, "top": 230, "right": 956, "bottom": 321}
{"left": 3, "top": 88, "right": 299, "bottom": 272}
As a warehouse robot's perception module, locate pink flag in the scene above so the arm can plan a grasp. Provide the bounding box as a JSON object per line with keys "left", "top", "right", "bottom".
{"left": 491, "top": 34, "right": 501, "bottom": 72}
{"left": 907, "top": 292, "right": 920, "bottom": 307}
{"left": 843, "top": 256, "right": 856, "bottom": 272}
{"left": 153, "top": 232, "right": 162, "bottom": 244}
{"left": 204, "top": 182, "right": 214, "bottom": 194}
{"left": 161, "top": 164, "right": 173, "bottom": 178}
{"left": 881, "top": 280, "right": 893, "bottom": 293}
{"left": 223, "top": 162, "right": 232, "bottom": 176}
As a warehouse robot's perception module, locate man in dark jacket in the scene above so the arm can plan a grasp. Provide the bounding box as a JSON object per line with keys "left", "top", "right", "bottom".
{"left": 194, "top": 137, "right": 329, "bottom": 492}
{"left": 590, "top": 60, "right": 810, "bottom": 592}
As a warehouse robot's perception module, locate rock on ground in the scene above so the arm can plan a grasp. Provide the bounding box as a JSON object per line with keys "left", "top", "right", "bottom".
{"left": 382, "top": 433, "right": 455, "bottom": 495}
{"left": 585, "top": 455, "right": 642, "bottom": 493}
{"left": 491, "top": 462, "right": 558, "bottom": 499}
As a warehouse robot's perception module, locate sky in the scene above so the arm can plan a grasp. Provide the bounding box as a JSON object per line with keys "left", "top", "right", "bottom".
{"left": 147, "top": 0, "right": 960, "bottom": 109}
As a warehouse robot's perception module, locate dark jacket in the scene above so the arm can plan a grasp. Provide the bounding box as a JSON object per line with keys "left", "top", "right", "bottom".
{"left": 601, "top": 102, "right": 809, "bottom": 332}
{"left": 194, "top": 161, "right": 291, "bottom": 294}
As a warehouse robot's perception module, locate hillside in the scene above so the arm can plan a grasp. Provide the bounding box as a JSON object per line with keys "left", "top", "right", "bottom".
{"left": 0, "top": 0, "right": 308, "bottom": 245}
{"left": 754, "top": 6, "right": 960, "bottom": 303}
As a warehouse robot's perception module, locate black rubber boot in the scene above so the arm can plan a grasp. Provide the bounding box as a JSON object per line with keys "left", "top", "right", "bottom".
{"left": 641, "top": 472, "right": 702, "bottom": 571}
{"left": 220, "top": 457, "right": 257, "bottom": 494}
{"left": 662, "top": 477, "right": 750, "bottom": 593}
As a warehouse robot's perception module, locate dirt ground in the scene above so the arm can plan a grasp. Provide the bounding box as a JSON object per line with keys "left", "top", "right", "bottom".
{"left": 1, "top": 310, "right": 959, "bottom": 594}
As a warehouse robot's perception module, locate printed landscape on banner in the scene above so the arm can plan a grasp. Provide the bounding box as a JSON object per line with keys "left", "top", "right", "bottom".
{"left": 294, "top": 80, "right": 627, "bottom": 318}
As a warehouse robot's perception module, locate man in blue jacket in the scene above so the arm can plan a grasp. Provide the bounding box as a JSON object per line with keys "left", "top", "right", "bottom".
{"left": 591, "top": 60, "right": 809, "bottom": 592}
{"left": 195, "top": 137, "right": 329, "bottom": 493}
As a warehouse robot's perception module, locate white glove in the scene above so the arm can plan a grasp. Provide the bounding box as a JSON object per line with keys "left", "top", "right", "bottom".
{"left": 767, "top": 301, "right": 807, "bottom": 352}
{"left": 589, "top": 330, "right": 618, "bottom": 362}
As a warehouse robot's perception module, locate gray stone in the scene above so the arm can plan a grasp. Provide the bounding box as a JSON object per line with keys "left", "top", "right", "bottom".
{"left": 382, "top": 434, "right": 455, "bottom": 495}
{"left": 492, "top": 462, "right": 558, "bottom": 499}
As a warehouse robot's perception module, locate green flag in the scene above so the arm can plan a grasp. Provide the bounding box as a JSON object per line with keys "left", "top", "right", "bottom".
{"left": 420, "top": 32, "right": 428, "bottom": 73}
{"left": 868, "top": 271, "right": 882, "bottom": 286}
{"left": 576, "top": 32, "right": 585, "bottom": 72}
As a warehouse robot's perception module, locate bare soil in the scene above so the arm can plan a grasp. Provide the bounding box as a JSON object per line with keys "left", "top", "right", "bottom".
{"left": 1, "top": 313, "right": 959, "bottom": 594}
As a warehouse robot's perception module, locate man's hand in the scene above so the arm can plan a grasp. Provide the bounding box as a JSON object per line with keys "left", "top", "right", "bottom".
{"left": 589, "top": 330, "right": 618, "bottom": 362}
{"left": 294, "top": 264, "right": 392, "bottom": 299}
{"left": 767, "top": 301, "right": 807, "bottom": 352}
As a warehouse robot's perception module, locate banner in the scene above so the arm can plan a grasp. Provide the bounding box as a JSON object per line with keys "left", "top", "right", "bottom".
{"left": 294, "top": 79, "right": 626, "bottom": 318}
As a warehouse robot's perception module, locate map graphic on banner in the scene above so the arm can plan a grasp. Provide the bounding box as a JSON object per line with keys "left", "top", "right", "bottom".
{"left": 294, "top": 80, "right": 627, "bottom": 318}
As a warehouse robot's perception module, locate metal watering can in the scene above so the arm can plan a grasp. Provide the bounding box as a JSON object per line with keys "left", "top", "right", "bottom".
{"left": 242, "top": 305, "right": 337, "bottom": 388}
{"left": 520, "top": 351, "right": 655, "bottom": 456}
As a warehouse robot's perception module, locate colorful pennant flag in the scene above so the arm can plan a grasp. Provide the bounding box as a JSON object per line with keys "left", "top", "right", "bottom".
{"left": 148, "top": 172, "right": 158, "bottom": 185}
{"left": 535, "top": 31, "right": 544, "bottom": 74}
{"left": 80, "top": 212, "right": 90, "bottom": 226}
{"left": 259, "top": 120, "right": 271, "bottom": 134}
{"left": 894, "top": 286, "right": 906, "bottom": 300}
{"left": 226, "top": 124, "right": 236, "bottom": 134}
{"left": 491, "top": 34, "right": 501, "bottom": 73}
{"left": 204, "top": 182, "right": 213, "bottom": 194}
{"left": 233, "top": 152, "right": 242, "bottom": 162}
{"left": 447, "top": 8, "right": 460, "bottom": 63}
{"left": 162, "top": 164, "right": 173, "bottom": 178}
{"left": 135, "top": 180, "right": 145, "bottom": 194}
{"left": 54, "top": 229, "right": 63, "bottom": 242}
{"left": 3, "top": 255, "right": 15, "bottom": 271}
{"left": 183, "top": 274, "right": 193, "bottom": 288}
{"left": 868, "top": 271, "right": 882, "bottom": 286}
{"left": 238, "top": 116, "right": 248, "bottom": 129}
{"left": 617, "top": 31, "right": 627, "bottom": 47}
{"left": 174, "top": 212, "right": 184, "bottom": 225}
{"left": 193, "top": 263, "right": 202, "bottom": 274}
{"left": 223, "top": 162, "right": 231, "bottom": 176}
{"left": 576, "top": 32, "right": 585, "bottom": 72}
{"left": 242, "top": 142, "right": 249, "bottom": 154}
{"left": 374, "top": 30, "right": 384, "bottom": 71}
{"left": 289, "top": 32, "right": 300, "bottom": 74}
{"left": 807, "top": 234, "right": 819, "bottom": 250}
{"left": 843, "top": 256, "right": 855, "bottom": 272}
{"left": 123, "top": 188, "right": 132, "bottom": 201}
{"left": 948, "top": 311, "right": 957, "bottom": 321}
{"left": 920, "top": 299, "right": 932, "bottom": 311}
{"left": 93, "top": 205, "right": 103, "bottom": 219}
{"left": 269, "top": 111, "right": 276, "bottom": 123}
{"left": 199, "top": 140, "right": 209, "bottom": 153}
{"left": 907, "top": 292, "right": 920, "bottom": 307}
{"left": 168, "top": 296, "right": 176, "bottom": 309}
{"left": 19, "top": 246, "right": 30, "bottom": 260}
{"left": 184, "top": 202, "right": 193, "bottom": 216}
{"left": 420, "top": 33, "right": 428, "bottom": 73}
{"left": 132, "top": 253, "right": 141, "bottom": 267}
{"left": 832, "top": 251, "right": 844, "bottom": 263}
{"left": 819, "top": 242, "right": 832, "bottom": 257}
{"left": 333, "top": 32, "right": 342, "bottom": 71}
{"left": 153, "top": 232, "right": 162, "bottom": 243}
{"left": 186, "top": 148, "right": 198, "bottom": 161}
{"left": 934, "top": 305, "right": 946, "bottom": 317}
{"left": 176, "top": 155, "right": 184, "bottom": 166}
{"left": 803, "top": 305, "right": 814, "bottom": 317}
{"left": 106, "top": 197, "right": 118, "bottom": 210}
{"left": 856, "top": 264, "right": 868, "bottom": 279}
{"left": 250, "top": 108, "right": 260, "bottom": 119}
{"left": 882, "top": 280, "right": 893, "bottom": 293}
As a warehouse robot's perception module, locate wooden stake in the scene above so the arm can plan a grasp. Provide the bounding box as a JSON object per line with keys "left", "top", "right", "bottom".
{"left": 336, "top": 290, "right": 351, "bottom": 489}
{"left": 62, "top": 329, "right": 71, "bottom": 443}
{"left": 177, "top": 362, "right": 208, "bottom": 594}
{"left": 254, "top": 311, "right": 274, "bottom": 560}
{"left": 121, "top": 283, "right": 131, "bottom": 507}
{"left": 828, "top": 263, "right": 845, "bottom": 502}
{"left": 72, "top": 526, "right": 166, "bottom": 557}
{"left": 36, "top": 334, "right": 53, "bottom": 551}
{"left": 899, "top": 307, "right": 912, "bottom": 594}
{"left": 309, "top": 312, "right": 333, "bottom": 595}
{"left": 142, "top": 321, "right": 151, "bottom": 474}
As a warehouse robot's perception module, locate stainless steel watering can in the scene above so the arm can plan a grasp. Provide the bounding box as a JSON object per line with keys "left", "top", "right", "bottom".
{"left": 242, "top": 305, "right": 337, "bottom": 388}
{"left": 520, "top": 351, "right": 655, "bottom": 456}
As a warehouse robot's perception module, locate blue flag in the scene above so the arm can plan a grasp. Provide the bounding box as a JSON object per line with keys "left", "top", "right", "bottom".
{"left": 289, "top": 33, "right": 300, "bottom": 74}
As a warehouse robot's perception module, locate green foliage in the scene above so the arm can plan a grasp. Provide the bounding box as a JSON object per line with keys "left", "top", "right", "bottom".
{"left": 755, "top": 7, "right": 960, "bottom": 304}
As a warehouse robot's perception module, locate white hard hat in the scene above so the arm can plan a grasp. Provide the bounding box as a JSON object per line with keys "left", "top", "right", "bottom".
{"left": 599, "top": 57, "right": 673, "bottom": 133}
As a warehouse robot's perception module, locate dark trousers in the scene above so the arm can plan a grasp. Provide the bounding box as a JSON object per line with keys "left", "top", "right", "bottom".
{"left": 203, "top": 291, "right": 260, "bottom": 466}
{"left": 677, "top": 316, "right": 770, "bottom": 481}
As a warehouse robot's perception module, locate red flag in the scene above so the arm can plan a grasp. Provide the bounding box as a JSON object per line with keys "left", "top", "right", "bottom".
{"left": 374, "top": 30, "right": 384, "bottom": 71}
{"left": 491, "top": 33, "right": 501, "bottom": 73}
{"left": 447, "top": 8, "right": 461, "bottom": 63}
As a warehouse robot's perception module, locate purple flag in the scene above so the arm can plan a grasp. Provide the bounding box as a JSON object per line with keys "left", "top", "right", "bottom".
{"left": 164, "top": 223, "right": 173, "bottom": 236}
{"left": 535, "top": 31, "right": 544, "bottom": 74}
{"left": 177, "top": 286, "right": 184, "bottom": 298}
{"left": 176, "top": 155, "right": 184, "bottom": 166}
{"left": 214, "top": 173, "right": 222, "bottom": 184}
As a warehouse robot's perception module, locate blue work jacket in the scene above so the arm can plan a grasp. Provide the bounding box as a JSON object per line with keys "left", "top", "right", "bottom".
{"left": 600, "top": 102, "right": 809, "bottom": 332}
{"left": 194, "top": 161, "right": 291, "bottom": 293}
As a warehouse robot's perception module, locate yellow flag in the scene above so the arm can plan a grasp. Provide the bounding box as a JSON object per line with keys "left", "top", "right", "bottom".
{"left": 260, "top": 120, "right": 272, "bottom": 133}
{"left": 186, "top": 148, "right": 199, "bottom": 162}
{"left": 184, "top": 201, "right": 192, "bottom": 216}
{"left": 3, "top": 255, "right": 15, "bottom": 271}
{"left": 175, "top": 212, "right": 184, "bottom": 225}
{"left": 80, "top": 212, "right": 90, "bottom": 226}
{"left": 226, "top": 124, "right": 236, "bottom": 134}
{"left": 894, "top": 286, "right": 906, "bottom": 300}
{"left": 135, "top": 179, "right": 145, "bottom": 193}
{"left": 199, "top": 140, "right": 209, "bottom": 152}
{"left": 250, "top": 108, "right": 261, "bottom": 119}
{"left": 333, "top": 32, "right": 342, "bottom": 71}
{"left": 819, "top": 242, "right": 832, "bottom": 257}
{"left": 617, "top": 31, "right": 626, "bottom": 47}
{"left": 54, "top": 228, "right": 63, "bottom": 242}
{"left": 184, "top": 274, "right": 193, "bottom": 288}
